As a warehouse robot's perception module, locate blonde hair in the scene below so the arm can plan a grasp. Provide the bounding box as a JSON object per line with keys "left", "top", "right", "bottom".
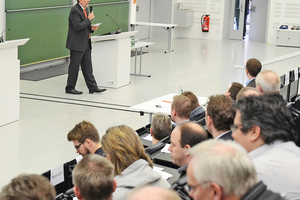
{"left": 102, "top": 125, "right": 153, "bottom": 176}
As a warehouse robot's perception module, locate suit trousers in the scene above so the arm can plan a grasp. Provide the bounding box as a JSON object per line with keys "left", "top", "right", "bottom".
{"left": 66, "top": 44, "right": 98, "bottom": 91}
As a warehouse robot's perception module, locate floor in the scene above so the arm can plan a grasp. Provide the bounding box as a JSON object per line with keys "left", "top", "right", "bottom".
{"left": 1, "top": 36, "right": 300, "bottom": 190}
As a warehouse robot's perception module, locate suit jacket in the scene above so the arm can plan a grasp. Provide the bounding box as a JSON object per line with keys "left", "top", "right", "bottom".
{"left": 66, "top": 3, "right": 92, "bottom": 52}
{"left": 217, "top": 130, "right": 233, "bottom": 140}
{"left": 246, "top": 78, "right": 256, "bottom": 88}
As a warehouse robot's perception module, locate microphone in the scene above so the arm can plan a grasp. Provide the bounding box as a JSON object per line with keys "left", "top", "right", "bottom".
{"left": 0, "top": 28, "right": 10, "bottom": 43}
{"left": 106, "top": 14, "right": 121, "bottom": 34}
{"left": 90, "top": 6, "right": 93, "bottom": 14}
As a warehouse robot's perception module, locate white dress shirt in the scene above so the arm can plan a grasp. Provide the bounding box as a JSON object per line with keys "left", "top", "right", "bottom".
{"left": 249, "top": 140, "right": 300, "bottom": 199}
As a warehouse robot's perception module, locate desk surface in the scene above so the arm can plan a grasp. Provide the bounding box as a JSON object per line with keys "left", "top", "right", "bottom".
{"left": 134, "top": 22, "right": 178, "bottom": 28}
{"left": 130, "top": 93, "right": 207, "bottom": 115}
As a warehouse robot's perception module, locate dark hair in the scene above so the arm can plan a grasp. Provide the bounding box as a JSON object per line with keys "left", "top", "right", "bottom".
{"left": 181, "top": 91, "right": 199, "bottom": 111}
{"left": 246, "top": 58, "right": 262, "bottom": 77}
{"left": 171, "top": 95, "right": 191, "bottom": 119}
{"left": 229, "top": 82, "right": 244, "bottom": 101}
{"left": 206, "top": 95, "right": 235, "bottom": 131}
{"left": 235, "top": 95, "right": 296, "bottom": 144}
{"left": 67, "top": 121, "right": 100, "bottom": 143}
{"left": 178, "top": 121, "right": 208, "bottom": 148}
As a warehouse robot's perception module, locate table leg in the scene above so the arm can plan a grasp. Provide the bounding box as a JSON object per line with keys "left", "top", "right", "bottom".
{"left": 165, "top": 27, "right": 175, "bottom": 53}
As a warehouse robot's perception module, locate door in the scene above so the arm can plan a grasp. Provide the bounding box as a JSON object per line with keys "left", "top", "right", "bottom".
{"left": 229, "top": 0, "right": 246, "bottom": 40}
{"left": 135, "top": 0, "right": 151, "bottom": 40}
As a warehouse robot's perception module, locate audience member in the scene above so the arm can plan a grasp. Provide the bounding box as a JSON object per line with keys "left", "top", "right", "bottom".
{"left": 168, "top": 121, "right": 207, "bottom": 176}
{"left": 102, "top": 125, "right": 170, "bottom": 200}
{"left": 171, "top": 95, "right": 191, "bottom": 125}
{"left": 256, "top": 70, "right": 281, "bottom": 95}
{"left": 67, "top": 120, "right": 105, "bottom": 157}
{"left": 232, "top": 95, "right": 300, "bottom": 199}
{"left": 0, "top": 174, "right": 56, "bottom": 200}
{"left": 187, "top": 139, "right": 283, "bottom": 200}
{"left": 245, "top": 58, "right": 262, "bottom": 87}
{"left": 72, "top": 154, "right": 116, "bottom": 200}
{"left": 181, "top": 91, "right": 205, "bottom": 121}
{"left": 127, "top": 186, "right": 181, "bottom": 200}
{"left": 205, "top": 95, "right": 235, "bottom": 140}
{"left": 236, "top": 86, "right": 261, "bottom": 101}
{"left": 224, "top": 82, "right": 244, "bottom": 101}
{"left": 150, "top": 112, "right": 172, "bottom": 145}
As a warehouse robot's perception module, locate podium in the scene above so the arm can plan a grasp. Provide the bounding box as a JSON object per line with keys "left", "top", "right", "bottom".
{"left": 91, "top": 31, "right": 137, "bottom": 88}
{"left": 0, "top": 38, "right": 29, "bottom": 127}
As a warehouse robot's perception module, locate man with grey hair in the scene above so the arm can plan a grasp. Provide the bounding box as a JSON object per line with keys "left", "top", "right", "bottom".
{"left": 187, "top": 139, "right": 283, "bottom": 200}
{"left": 171, "top": 95, "right": 191, "bottom": 125}
{"left": 72, "top": 154, "right": 116, "bottom": 200}
{"left": 255, "top": 70, "right": 280, "bottom": 95}
{"left": 150, "top": 112, "right": 172, "bottom": 145}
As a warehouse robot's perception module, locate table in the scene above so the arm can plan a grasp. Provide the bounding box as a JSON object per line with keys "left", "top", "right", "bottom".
{"left": 131, "top": 41, "right": 154, "bottom": 77}
{"left": 131, "top": 22, "right": 177, "bottom": 53}
{"left": 130, "top": 93, "right": 207, "bottom": 123}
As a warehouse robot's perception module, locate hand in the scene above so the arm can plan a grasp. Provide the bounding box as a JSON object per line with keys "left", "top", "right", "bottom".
{"left": 91, "top": 26, "right": 99, "bottom": 31}
{"left": 88, "top": 12, "right": 95, "bottom": 20}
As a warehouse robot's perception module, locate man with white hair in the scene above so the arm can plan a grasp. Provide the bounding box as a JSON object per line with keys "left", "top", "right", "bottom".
{"left": 256, "top": 70, "right": 286, "bottom": 103}
{"left": 186, "top": 140, "right": 283, "bottom": 200}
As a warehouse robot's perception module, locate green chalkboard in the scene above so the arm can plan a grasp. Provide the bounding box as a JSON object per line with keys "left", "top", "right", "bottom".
{"left": 6, "top": 1, "right": 129, "bottom": 66}
{"left": 5, "top": 0, "right": 71, "bottom": 10}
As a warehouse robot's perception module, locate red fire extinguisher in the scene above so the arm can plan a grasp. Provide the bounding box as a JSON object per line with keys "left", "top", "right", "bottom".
{"left": 201, "top": 14, "right": 210, "bottom": 32}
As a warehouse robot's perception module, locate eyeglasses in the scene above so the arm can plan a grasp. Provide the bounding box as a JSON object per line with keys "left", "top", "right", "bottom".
{"left": 184, "top": 182, "right": 210, "bottom": 194}
{"left": 230, "top": 124, "right": 243, "bottom": 132}
{"left": 75, "top": 140, "right": 85, "bottom": 150}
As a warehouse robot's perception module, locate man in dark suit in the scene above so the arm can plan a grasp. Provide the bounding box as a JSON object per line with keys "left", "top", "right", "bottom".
{"left": 66, "top": 0, "right": 106, "bottom": 94}
{"left": 245, "top": 58, "right": 262, "bottom": 88}
{"left": 205, "top": 94, "right": 235, "bottom": 140}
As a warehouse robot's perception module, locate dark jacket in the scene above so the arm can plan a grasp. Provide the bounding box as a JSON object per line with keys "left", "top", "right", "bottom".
{"left": 240, "top": 181, "right": 284, "bottom": 200}
{"left": 66, "top": 3, "right": 92, "bottom": 52}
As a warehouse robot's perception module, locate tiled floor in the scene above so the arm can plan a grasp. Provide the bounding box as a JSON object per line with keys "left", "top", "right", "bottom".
{"left": 1, "top": 37, "right": 300, "bottom": 189}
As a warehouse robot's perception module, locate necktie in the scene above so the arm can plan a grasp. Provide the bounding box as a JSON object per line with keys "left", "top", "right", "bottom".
{"left": 84, "top": 9, "right": 91, "bottom": 39}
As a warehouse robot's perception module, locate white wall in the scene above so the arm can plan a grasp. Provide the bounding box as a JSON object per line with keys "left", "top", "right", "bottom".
{"left": 266, "top": 0, "right": 300, "bottom": 44}
{"left": 172, "top": 0, "right": 229, "bottom": 40}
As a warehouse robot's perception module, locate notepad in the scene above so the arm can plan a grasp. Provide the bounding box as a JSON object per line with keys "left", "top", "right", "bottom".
{"left": 92, "top": 22, "right": 102, "bottom": 26}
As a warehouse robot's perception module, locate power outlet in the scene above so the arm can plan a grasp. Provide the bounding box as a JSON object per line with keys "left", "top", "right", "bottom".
{"left": 107, "top": 80, "right": 113, "bottom": 85}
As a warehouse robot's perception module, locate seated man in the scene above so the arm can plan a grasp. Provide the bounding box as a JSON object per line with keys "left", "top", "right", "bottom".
{"left": 171, "top": 95, "right": 191, "bottom": 126}
{"left": 232, "top": 95, "right": 300, "bottom": 199}
{"left": 187, "top": 140, "right": 283, "bottom": 200}
{"left": 205, "top": 95, "right": 235, "bottom": 140}
{"left": 0, "top": 174, "right": 56, "bottom": 200}
{"left": 181, "top": 91, "right": 205, "bottom": 121}
{"left": 150, "top": 112, "right": 172, "bottom": 145}
{"left": 255, "top": 70, "right": 285, "bottom": 102}
{"left": 224, "top": 82, "right": 244, "bottom": 101}
{"left": 72, "top": 154, "right": 116, "bottom": 200}
{"left": 236, "top": 86, "right": 261, "bottom": 101}
{"left": 168, "top": 121, "right": 207, "bottom": 177}
{"left": 245, "top": 58, "right": 262, "bottom": 87}
{"left": 67, "top": 120, "right": 105, "bottom": 156}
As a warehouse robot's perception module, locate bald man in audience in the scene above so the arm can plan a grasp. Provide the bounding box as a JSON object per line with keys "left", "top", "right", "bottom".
{"left": 205, "top": 95, "right": 235, "bottom": 140}
{"left": 236, "top": 87, "right": 261, "bottom": 101}
{"left": 168, "top": 121, "right": 207, "bottom": 177}
{"left": 150, "top": 112, "right": 172, "bottom": 145}
{"left": 171, "top": 95, "right": 191, "bottom": 126}
{"left": 245, "top": 58, "right": 262, "bottom": 87}
{"left": 127, "top": 186, "right": 181, "bottom": 200}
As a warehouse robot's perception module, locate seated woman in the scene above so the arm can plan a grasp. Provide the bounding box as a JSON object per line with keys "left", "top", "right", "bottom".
{"left": 102, "top": 125, "right": 170, "bottom": 200}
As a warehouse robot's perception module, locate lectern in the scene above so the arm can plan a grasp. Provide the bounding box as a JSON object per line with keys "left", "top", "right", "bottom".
{"left": 0, "top": 38, "right": 29, "bottom": 127}
{"left": 91, "top": 31, "right": 137, "bottom": 88}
